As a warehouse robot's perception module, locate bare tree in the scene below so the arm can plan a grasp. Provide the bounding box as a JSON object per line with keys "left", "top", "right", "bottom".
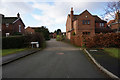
{"left": 103, "top": 1, "right": 120, "bottom": 21}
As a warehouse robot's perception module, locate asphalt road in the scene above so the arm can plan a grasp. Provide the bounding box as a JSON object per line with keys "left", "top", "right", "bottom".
{"left": 2, "top": 39, "right": 105, "bottom": 78}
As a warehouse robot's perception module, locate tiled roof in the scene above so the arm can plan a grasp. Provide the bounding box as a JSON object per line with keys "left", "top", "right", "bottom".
{"left": 68, "top": 10, "right": 106, "bottom": 23}
{"left": 2, "top": 17, "right": 18, "bottom": 24}
{"left": 107, "top": 20, "right": 115, "bottom": 25}
{"left": 93, "top": 15, "right": 107, "bottom": 23}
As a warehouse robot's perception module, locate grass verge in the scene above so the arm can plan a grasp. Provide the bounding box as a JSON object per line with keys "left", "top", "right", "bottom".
{"left": 2, "top": 48, "right": 28, "bottom": 56}
{"left": 104, "top": 48, "right": 120, "bottom": 59}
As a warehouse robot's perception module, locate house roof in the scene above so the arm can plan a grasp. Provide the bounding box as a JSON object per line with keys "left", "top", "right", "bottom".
{"left": 2, "top": 17, "right": 18, "bottom": 24}
{"left": 93, "top": 15, "right": 107, "bottom": 23}
{"left": 68, "top": 10, "right": 106, "bottom": 23}
{"left": 107, "top": 20, "right": 115, "bottom": 25}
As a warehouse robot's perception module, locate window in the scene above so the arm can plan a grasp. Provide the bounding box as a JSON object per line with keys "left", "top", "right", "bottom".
{"left": 100, "top": 23, "right": 104, "bottom": 27}
{"left": 6, "top": 23, "right": 9, "bottom": 27}
{"left": 19, "top": 25, "right": 21, "bottom": 32}
{"left": 82, "top": 20, "right": 90, "bottom": 25}
{"left": 82, "top": 20, "right": 85, "bottom": 24}
{"left": 82, "top": 32, "right": 90, "bottom": 35}
{"left": 88, "top": 20, "right": 90, "bottom": 24}
{"left": 85, "top": 15, "right": 88, "bottom": 18}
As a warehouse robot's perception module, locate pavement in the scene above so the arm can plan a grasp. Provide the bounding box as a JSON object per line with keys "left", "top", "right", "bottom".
{"left": 2, "top": 49, "right": 40, "bottom": 65}
{"left": 2, "top": 39, "right": 106, "bottom": 78}
{"left": 87, "top": 49, "right": 120, "bottom": 78}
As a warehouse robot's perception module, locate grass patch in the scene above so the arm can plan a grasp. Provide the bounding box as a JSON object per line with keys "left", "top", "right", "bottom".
{"left": 104, "top": 48, "right": 120, "bottom": 59}
{"left": 2, "top": 48, "right": 28, "bottom": 56}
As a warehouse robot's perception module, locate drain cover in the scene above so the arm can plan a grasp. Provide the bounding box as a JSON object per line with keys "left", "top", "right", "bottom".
{"left": 56, "top": 53, "right": 64, "bottom": 55}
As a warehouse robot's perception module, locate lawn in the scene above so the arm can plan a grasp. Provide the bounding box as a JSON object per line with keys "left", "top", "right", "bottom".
{"left": 104, "top": 48, "right": 120, "bottom": 59}
{"left": 2, "top": 48, "right": 28, "bottom": 56}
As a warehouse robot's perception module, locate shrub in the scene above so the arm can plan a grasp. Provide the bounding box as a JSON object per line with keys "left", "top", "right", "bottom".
{"left": 24, "top": 33, "right": 45, "bottom": 48}
{"left": 56, "top": 35, "right": 65, "bottom": 41}
{"left": 85, "top": 33, "right": 120, "bottom": 48}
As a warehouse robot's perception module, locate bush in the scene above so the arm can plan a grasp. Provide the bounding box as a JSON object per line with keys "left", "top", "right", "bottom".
{"left": 56, "top": 35, "right": 65, "bottom": 41}
{"left": 85, "top": 33, "right": 120, "bottom": 48}
{"left": 24, "top": 32, "right": 45, "bottom": 48}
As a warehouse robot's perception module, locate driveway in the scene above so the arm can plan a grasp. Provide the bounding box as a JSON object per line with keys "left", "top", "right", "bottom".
{"left": 2, "top": 39, "right": 105, "bottom": 78}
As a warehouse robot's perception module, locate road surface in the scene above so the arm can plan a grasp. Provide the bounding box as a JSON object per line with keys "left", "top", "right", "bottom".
{"left": 2, "top": 39, "right": 105, "bottom": 78}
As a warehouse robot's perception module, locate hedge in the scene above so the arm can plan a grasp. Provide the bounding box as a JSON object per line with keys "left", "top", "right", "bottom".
{"left": 85, "top": 33, "right": 120, "bottom": 48}
{"left": 2, "top": 33, "right": 45, "bottom": 49}
{"left": 2, "top": 36, "right": 26, "bottom": 49}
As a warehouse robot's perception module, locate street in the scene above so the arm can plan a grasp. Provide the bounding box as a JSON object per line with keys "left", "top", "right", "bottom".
{"left": 2, "top": 39, "right": 105, "bottom": 78}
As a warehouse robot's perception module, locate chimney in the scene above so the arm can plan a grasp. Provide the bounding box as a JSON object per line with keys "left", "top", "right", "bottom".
{"left": 17, "top": 13, "right": 20, "bottom": 18}
{"left": 70, "top": 7, "right": 74, "bottom": 29}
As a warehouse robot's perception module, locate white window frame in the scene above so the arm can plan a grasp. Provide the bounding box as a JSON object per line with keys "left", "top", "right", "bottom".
{"left": 19, "top": 25, "right": 21, "bottom": 32}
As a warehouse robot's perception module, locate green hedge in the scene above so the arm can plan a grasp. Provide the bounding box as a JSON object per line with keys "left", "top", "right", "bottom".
{"left": 2, "top": 36, "right": 26, "bottom": 49}
{"left": 2, "top": 33, "right": 45, "bottom": 49}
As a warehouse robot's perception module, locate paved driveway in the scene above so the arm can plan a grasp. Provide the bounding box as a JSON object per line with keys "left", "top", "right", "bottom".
{"left": 2, "top": 39, "right": 105, "bottom": 78}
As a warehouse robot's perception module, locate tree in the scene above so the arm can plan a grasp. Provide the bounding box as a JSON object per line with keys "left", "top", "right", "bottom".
{"left": 56, "top": 29, "right": 61, "bottom": 35}
{"left": 35, "top": 26, "right": 50, "bottom": 40}
{"left": 103, "top": 1, "right": 120, "bottom": 21}
{"left": 54, "top": 30, "right": 57, "bottom": 34}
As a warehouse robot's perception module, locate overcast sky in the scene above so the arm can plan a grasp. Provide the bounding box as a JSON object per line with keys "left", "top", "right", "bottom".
{"left": 0, "top": 0, "right": 118, "bottom": 32}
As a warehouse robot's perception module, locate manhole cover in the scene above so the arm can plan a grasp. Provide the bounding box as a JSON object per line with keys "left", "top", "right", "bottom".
{"left": 56, "top": 53, "right": 64, "bottom": 55}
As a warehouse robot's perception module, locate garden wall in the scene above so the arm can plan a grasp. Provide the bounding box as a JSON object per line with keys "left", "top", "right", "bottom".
{"left": 70, "top": 35, "right": 82, "bottom": 47}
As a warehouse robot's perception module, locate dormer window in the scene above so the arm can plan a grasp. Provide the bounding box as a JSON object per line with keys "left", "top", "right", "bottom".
{"left": 6, "top": 23, "right": 9, "bottom": 27}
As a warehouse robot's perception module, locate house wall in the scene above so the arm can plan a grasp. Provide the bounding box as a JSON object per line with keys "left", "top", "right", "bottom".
{"left": 73, "top": 20, "right": 78, "bottom": 34}
{"left": 95, "top": 23, "right": 107, "bottom": 28}
{"left": 66, "top": 16, "right": 72, "bottom": 39}
{"left": 2, "top": 24, "right": 13, "bottom": 36}
{"left": 111, "top": 23, "right": 120, "bottom": 30}
{"left": 13, "top": 19, "right": 25, "bottom": 34}
{"left": 77, "top": 11, "right": 95, "bottom": 36}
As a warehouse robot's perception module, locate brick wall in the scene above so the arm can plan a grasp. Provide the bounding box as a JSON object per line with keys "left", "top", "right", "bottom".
{"left": 13, "top": 19, "right": 25, "bottom": 34}
{"left": 2, "top": 24, "right": 13, "bottom": 36}
{"left": 70, "top": 35, "right": 82, "bottom": 47}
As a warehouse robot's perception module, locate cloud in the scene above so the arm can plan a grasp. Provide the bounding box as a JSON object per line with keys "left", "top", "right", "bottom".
{"left": 1, "top": 0, "right": 118, "bottom": 2}
{"left": 0, "top": 2, "right": 33, "bottom": 17}
{"left": 31, "top": 2, "right": 108, "bottom": 32}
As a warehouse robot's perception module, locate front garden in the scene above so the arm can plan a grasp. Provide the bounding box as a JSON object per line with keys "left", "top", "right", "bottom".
{"left": 2, "top": 32, "right": 46, "bottom": 56}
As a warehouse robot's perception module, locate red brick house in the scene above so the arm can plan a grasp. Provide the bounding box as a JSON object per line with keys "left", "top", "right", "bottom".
{"left": 66, "top": 8, "right": 108, "bottom": 40}
{"left": 1, "top": 13, "right": 25, "bottom": 36}
{"left": 25, "top": 26, "right": 35, "bottom": 34}
{"left": 107, "top": 11, "right": 120, "bottom": 32}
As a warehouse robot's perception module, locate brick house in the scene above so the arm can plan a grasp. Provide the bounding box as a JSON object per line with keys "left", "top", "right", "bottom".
{"left": 25, "top": 26, "right": 36, "bottom": 34}
{"left": 66, "top": 8, "right": 108, "bottom": 40}
{"left": 1, "top": 13, "right": 25, "bottom": 36}
{"left": 107, "top": 11, "right": 120, "bottom": 32}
